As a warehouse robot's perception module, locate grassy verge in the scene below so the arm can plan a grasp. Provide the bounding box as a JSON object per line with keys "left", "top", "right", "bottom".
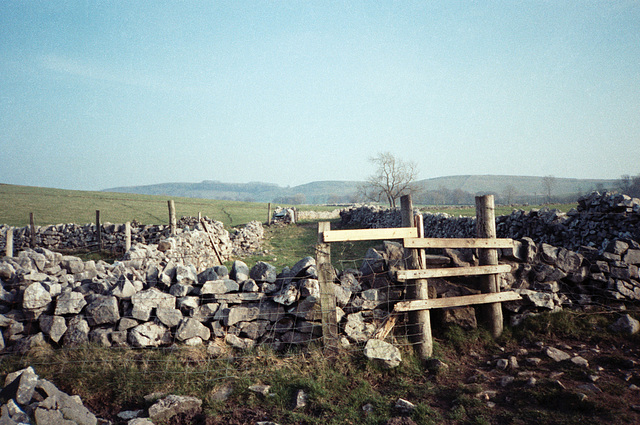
{"left": 1, "top": 311, "right": 637, "bottom": 424}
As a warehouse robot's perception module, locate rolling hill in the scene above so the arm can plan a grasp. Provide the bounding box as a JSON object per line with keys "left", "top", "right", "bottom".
{"left": 103, "top": 175, "right": 619, "bottom": 205}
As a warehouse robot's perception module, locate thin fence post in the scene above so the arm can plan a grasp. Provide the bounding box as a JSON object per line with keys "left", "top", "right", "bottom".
{"left": 29, "top": 213, "right": 36, "bottom": 248}
{"left": 267, "top": 203, "right": 272, "bottom": 225}
{"left": 475, "top": 194, "right": 503, "bottom": 338}
{"left": 317, "top": 221, "right": 338, "bottom": 355}
{"left": 125, "top": 222, "right": 131, "bottom": 252}
{"left": 168, "top": 200, "right": 176, "bottom": 236}
{"left": 96, "top": 210, "right": 102, "bottom": 251}
{"left": 198, "top": 211, "right": 202, "bottom": 221}
{"left": 401, "top": 194, "right": 433, "bottom": 358}
{"left": 5, "top": 227, "right": 13, "bottom": 257}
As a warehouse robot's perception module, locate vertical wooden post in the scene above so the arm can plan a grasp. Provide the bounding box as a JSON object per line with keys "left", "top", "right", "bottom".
{"left": 125, "top": 222, "right": 132, "bottom": 252}
{"left": 29, "top": 213, "right": 36, "bottom": 248}
{"left": 317, "top": 221, "right": 338, "bottom": 355}
{"left": 401, "top": 195, "right": 433, "bottom": 358}
{"left": 96, "top": 210, "right": 102, "bottom": 251}
{"left": 5, "top": 227, "right": 13, "bottom": 257}
{"left": 168, "top": 200, "right": 176, "bottom": 235}
{"left": 475, "top": 195, "right": 503, "bottom": 338}
{"left": 198, "top": 211, "right": 202, "bottom": 221}
{"left": 267, "top": 203, "right": 272, "bottom": 225}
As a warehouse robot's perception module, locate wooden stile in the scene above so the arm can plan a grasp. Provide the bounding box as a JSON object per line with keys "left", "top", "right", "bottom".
{"left": 322, "top": 227, "right": 418, "bottom": 243}
{"left": 317, "top": 221, "right": 338, "bottom": 354}
{"left": 394, "top": 291, "right": 522, "bottom": 312}
{"left": 396, "top": 264, "right": 512, "bottom": 281}
{"left": 403, "top": 237, "right": 514, "bottom": 249}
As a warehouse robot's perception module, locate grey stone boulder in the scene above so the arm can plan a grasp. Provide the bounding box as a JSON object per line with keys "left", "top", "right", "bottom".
{"left": 175, "top": 264, "right": 198, "bottom": 285}
{"left": 85, "top": 296, "right": 120, "bottom": 326}
{"left": 128, "top": 323, "right": 171, "bottom": 347}
{"left": 609, "top": 314, "right": 640, "bottom": 335}
{"left": 273, "top": 283, "right": 299, "bottom": 306}
{"left": 230, "top": 260, "right": 250, "bottom": 282}
{"left": 63, "top": 316, "right": 90, "bottom": 346}
{"left": 198, "top": 267, "right": 219, "bottom": 284}
{"left": 290, "top": 256, "right": 316, "bottom": 278}
{"left": 545, "top": 346, "right": 571, "bottom": 362}
{"left": 22, "top": 282, "right": 52, "bottom": 310}
{"left": 55, "top": 291, "right": 87, "bottom": 315}
{"left": 3, "top": 366, "right": 38, "bottom": 405}
{"left": 225, "top": 333, "right": 255, "bottom": 350}
{"left": 200, "top": 279, "right": 239, "bottom": 295}
{"left": 60, "top": 255, "right": 84, "bottom": 274}
{"left": 35, "top": 379, "right": 97, "bottom": 425}
{"left": 360, "top": 248, "right": 385, "bottom": 277}
{"left": 39, "top": 315, "right": 67, "bottom": 343}
{"left": 156, "top": 307, "right": 183, "bottom": 328}
{"left": 148, "top": 394, "right": 202, "bottom": 422}
{"left": 345, "top": 313, "right": 376, "bottom": 343}
{"left": 131, "top": 288, "right": 176, "bottom": 310}
{"left": 250, "top": 261, "right": 277, "bottom": 283}
{"left": 175, "top": 318, "right": 211, "bottom": 341}
{"left": 225, "top": 306, "right": 260, "bottom": 327}
{"left": 190, "top": 303, "right": 219, "bottom": 322}
{"left": 364, "top": 339, "right": 401, "bottom": 368}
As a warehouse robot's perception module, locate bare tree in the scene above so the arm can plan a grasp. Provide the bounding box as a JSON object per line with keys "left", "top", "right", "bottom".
{"left": 503, "top": 185, "right": 517, "bottom": 205}
{"left": 361, "top": 152, "right": 418, "bottom": 208}
{"left": 542, "top": 175, "right": 556, "bottom": 204}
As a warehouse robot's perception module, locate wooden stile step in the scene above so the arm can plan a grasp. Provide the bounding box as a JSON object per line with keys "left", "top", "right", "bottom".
{"left": 396, "top": 264, "right": 513, "bottom": 281}
{"left": 393, "top": 291, "right": 522, "bottom": 312}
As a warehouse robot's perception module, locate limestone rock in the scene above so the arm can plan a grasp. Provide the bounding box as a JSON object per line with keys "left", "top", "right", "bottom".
{"left": 364, "top": 339, "right": 401, "bottom": 368}
{"left": 148, "top": 394, "right": 202, "bottom": 422}
{"left": 22, "top": 282, "right": 52, "bottom": 310}
{"left": 128, "top": 323, "right": 171, "bottom": 347}
{"left": 175, "top": 318, "right": 211, "bottom": 341}
{"left": 85, "top": 296, "right": 120, "bottom": 326}
{"left": 609, "top": 314, "right": 640, "bottom": 335}
{"left": 55, "top": 291, "right": 87, "bottom": 315}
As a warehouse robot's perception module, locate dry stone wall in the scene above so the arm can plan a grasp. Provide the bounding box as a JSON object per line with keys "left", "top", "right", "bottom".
{"left": 340, "top": 192, "right": 640, "bottom": 251}
{"left": 0, "top": 217, "right": 264, "bottom": 258}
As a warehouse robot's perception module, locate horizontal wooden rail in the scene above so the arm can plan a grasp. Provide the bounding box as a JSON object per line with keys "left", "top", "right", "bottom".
{"left": 393, "top": 291, "right": 522, "bottom": 312}
{"left": 323, "top": 227, "right": 418, "bottom": 243}
{"left": 396, "top": 264, "right": 512, "bottom": 281}
{"left": 403, "top": 237, "right": 514, "bottom": 249}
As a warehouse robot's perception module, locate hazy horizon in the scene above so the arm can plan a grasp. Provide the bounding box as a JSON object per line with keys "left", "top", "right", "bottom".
{"left": 2, "top": 2, "right": 638, "bottom": 191}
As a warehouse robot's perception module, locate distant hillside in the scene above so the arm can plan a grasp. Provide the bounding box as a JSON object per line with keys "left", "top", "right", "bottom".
{"left": 416, "top": 175, "right": 616, "bottom": 198}
{"left": 103, "top": 175, "right": 619, "bottom": 205}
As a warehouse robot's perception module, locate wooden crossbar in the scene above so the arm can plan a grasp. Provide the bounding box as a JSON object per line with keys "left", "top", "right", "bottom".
{"left": 322, "top": 227, "right": 418, "bottom": 242}
{"left": 393, "top": 291, "right": 522, "bottom": 312}
{"left": 403, "top": 237, "right": 514, "bottom": 249}
{"left": 396, "top": 264, "right": 512, "bottom": 281}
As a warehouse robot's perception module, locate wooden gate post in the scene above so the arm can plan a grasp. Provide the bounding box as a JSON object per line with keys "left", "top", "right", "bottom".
{"left": 168, "top": 200, "right": 177, "bottom": 235}
{"left": 317, "top": 221, "right": 338, "bottom": 354}
{"left": 96, "top": 210, "right": 102, "bottom": 251}
{"left": 267, "top": 203, "right": 272, "bottom": 225}
{"left": 5, "top": 227, "right": 13, "bottom": 257}
{"left": 400, "top": 195, "right": 433, "bottom": 358}
{"left": 125, "top": 222, "right": 132, "bottom": 252}
{"left": 29, "top": 213, "right": 36, "bottom": 248}
{"left": 475, "top": 195, "right": 503, "bottom": 337}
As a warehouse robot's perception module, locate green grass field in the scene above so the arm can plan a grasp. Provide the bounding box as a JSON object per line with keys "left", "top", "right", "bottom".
{"left": 0, "top": 184, "right": 334, "bottom": 228}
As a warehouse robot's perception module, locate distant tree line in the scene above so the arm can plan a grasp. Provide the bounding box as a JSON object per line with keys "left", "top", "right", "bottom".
{"left": 618, "top": 174, "right": 640, "bottom": 198}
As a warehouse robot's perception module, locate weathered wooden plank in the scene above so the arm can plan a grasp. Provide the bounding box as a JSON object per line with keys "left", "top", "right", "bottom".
{"left": 396, "top": 264, "right": 512, "bottom": 281}
{"left": 318, "top": 221, "right": 338, "bottom": 354}
{"left": 403, "top": 237, "right": 514, "bottom": 249}
{"left": 322, "top": 227, "right": 418, "bottom": 243}
{"left": 393, "top": 291, "right": 522, "bottom": 312}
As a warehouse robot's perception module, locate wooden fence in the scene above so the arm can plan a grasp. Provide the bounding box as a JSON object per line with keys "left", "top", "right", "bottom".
{"left": 316, "top": 194, "right": 521, "bottom": 358}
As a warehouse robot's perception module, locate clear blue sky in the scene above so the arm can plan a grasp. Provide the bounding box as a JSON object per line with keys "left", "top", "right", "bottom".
{"left": 1, "top": 1, "right": 639, "bottom": 191}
